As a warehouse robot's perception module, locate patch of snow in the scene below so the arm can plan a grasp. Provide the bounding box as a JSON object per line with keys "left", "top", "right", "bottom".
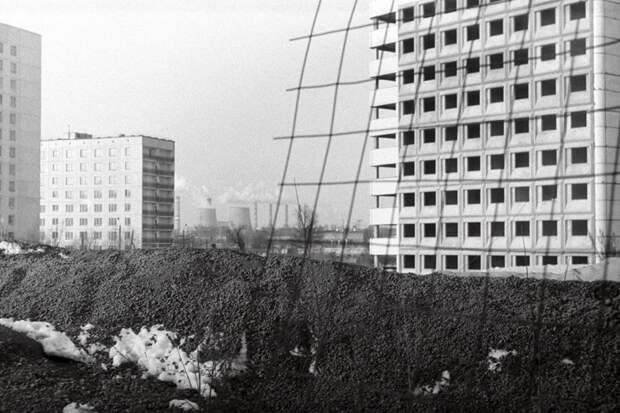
{"left": 414, "top": 370, "right": 450, "bottom": 396}
{"left": 561, "top": 358, "right": 575, "bottom": 365}
{"left": 168, "top": 399, "right": 200, "bottom": 411}
{"left": 63, "top": 402, "right": 96, "bottom": 413}
{"left": 0, "top": 241, "right": 23, "bottom": 254}
{"left": 488, "top": 348, "right": 517, "bottom": 372}
{"left": 0, "top": 318, "right": 93, "bottom": 363}
{"left": 59, "top": 252, "right": 70, "bottom": 259}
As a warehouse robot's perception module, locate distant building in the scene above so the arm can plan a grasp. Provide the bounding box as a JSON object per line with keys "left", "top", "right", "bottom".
{"left": 369, "top": 0, "right": 620, "bottom": 272}
{"left": 0, "top": 23, "right": 41, "bottom": 242}
{"left": 40, "top": 133, "right": 175, "bottom": 249}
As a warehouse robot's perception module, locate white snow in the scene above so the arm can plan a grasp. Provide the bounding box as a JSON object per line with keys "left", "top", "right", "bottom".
{"left": 168, "top": 399, "right": 200, "bottom": 411}
{"left": 561, "top": 358, "right": 575, "bottom": 365}
{"left": 0, "top": 241, "right": 45, "bottom": 255}
{"left": 63, "top": 402, "right": 96, "bottom": 413}
{"left": 488, "top": 348, "right": 517, "bottom": 372}
{"left": 414, "top": 370, "right": 450, "bottom": 396}
{"left": 0, "top": 318, "right": 93, "bottom": 363}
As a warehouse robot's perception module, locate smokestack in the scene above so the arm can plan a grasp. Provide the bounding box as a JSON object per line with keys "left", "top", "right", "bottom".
{"left": 269, "top": 203, "right": 273, "bottom": 229}
{"left": 285, "top": 204, "right": 289, "bottom": 228}
{"left": 254, "top": 201, "right": 258, "bottom": 230}
{"left": 174, "top": 196, "right": 181, "bottom": 233}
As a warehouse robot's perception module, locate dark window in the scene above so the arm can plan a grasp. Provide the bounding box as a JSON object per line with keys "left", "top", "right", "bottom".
{"left": 570, "top": 38, "right": 586, "bottom": 56}
{"left": 571, "top": 183, "right": 588, "bottom": 200}
{"left": 444, "top": 61, "right": 457, "bottom": 77}
{"left": 490, "top": 121, "right": 504, "bottom": 136}
{"left": 466, "top": 0, "right": 479, "bottom": 8}
{"left": 445, "top": 126, "right": 458, "bottom": 141}
{"left": 402, "top": 7, "right": 415, "bottom": 22}
{"left": 515, "top": 255, "right": 530, "bottom": 266}
{"left": 424, "top": 255, "right": 436, "bottom": 269}
{"left": 403, "top": 131, "right": 415, "bottom": 145}
{"left": 422, "top": 2, "right": 436, "bottom": 18}
{"left": 445, "top": 158, "right": 458, "bottom": 173}
{"left": 466, "top": 57, "right": 480, "bottom": 73}
{"left": 402, "top": 38, "right": 415, "bottom": 54}
{"left": 468, "top": 222, "right": 481, "bottom": 237}
{"left": 467, "top": 156, "right": 481, "bottom": 171}
{"left": 489, "top": 19, "right": 503, "bottom": 36}
{"left": 402, "top": 69, "right": 415, "bottom": 84}
{"left": 570, "top": 74, "right": 587, "bottom": 92}
{"left": 570, "top": 2, "right": 586, "bottom": 20}
{"left": 403, "top": 224, "right": 416, "bottom": 238}
{"left": 424, "top": 160, "right": 436, "bottom": 175}
{"left": 541, "top": 44, "right": 556, "bottom": 61}
{"left": 424, "top": 128, "right": 436, "bottom": 143}
{"left": 489, "top": 87, "right": 504, "bottom": 103}
{"left": 445, "top": 94, "right": 457, "bottom": 109}
{"left": 423, "top": 34, "right": 435, "bottom": 50}
{"left": 515, "top": 152, "right": 529, "bottom": 168}
{"left": 467, "top": 189, "right": 481, "bottom": 204}
{"left": 403, "top": 100, "right": 415, "bottom": 115}
{"left": 444, "top": 29, "right": 457, "bottom": 45}
{"left": 468, "top": 255, "right": 481, "bottom": 270}
{"left": 424, "top": 191, "right": 436, "bottom": 206}
{"left": 542, "top": 220, "right": 557, "bottom": 236}
{"left": 514, "top": 83, "right": 529, "bottom": 99}
{"left": 424, "top": 223, "right": 436, "bottom": 237}
{"left": 467, "top": 90, "right": 480, "bottom": 106}
{"left": 541, "top": 79, "right": 556, "bottom": 96}
{"left": 515, "top": 221, "right": 530, "bottom": 236}
{"left": 541, "top": 114, "right": 557, "bottom": 131}
{"left": 445, "top": 223, "right": 458, "bottom": 237}
{"left": 490, "top": 188, "right": 505, "bottom": 203}
{"left": 540, "top": 8, "right": 556, "bottom": 26}
{"left": 541, "top": 185, "right": 558, "bottom": 201}
{"left": 423, "top": 97, "right": 435, "bottom": 112}
{"left": 491, "top": 221, "right": 505, "bottom": 237}
{"left": 571, "top": 147, "right": 587, "bottom": 164}
{"left": 490, "top": 154, "right": 504, "bottom": 170}
{"left": 572, "top": 256, "right": 588, "bottom": 265}
{"left": 445, "top": 255, "right": 458, "bottom": 269}
{"left": 514, "top": 49, "right": 529, "bottom": 66}
{"left": 445, "top": 190, "right": 458, "bottom": 205}
{"left": 403, "top": 162, "right": 415, "bottom": 176}
{"left": 513, "top": 14, "right": 528, "bottom": 31}
{"left": 489, "top": 53, "right": 504, "bottom": 69}
{"left": 573, "top": 220, "right": 588, "bottom": 236}
{"left": 423, "top": 65, "right": 436, "bottom": 80}
{"left": 541, "top": 150, "right": 557, "bottom": 166}
{"left": 515, "top": 118, "right": 530, "bottom": 134}
{"left": 514, "top": 186, "right": 530, "bottom": 202}
{"left": 466, "top": 24, "right": 480, "bottom": 41}
{"left": 403, "top": 255, "right": 416, "bottom": 268}
{"left": 491, "top": 255, "right": 505, "bottom": 268}
{"left": 467, "top": 123, "right": 481, "bottom": 139}
{"left": 444, "top": 0, "right": 457, "bottom": 13}
{"left": 571, "top": 111, "right": 587, "bottom": 127}
{"left": 403, "top": 192, "right": 415, "bottom": 207}
{"left": 542, "top": 256, "right": 558, "bottom": 265}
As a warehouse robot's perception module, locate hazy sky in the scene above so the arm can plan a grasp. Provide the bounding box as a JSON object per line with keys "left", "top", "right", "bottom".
{"left": 1, "top": 0, "right": 372, "bottom": 228}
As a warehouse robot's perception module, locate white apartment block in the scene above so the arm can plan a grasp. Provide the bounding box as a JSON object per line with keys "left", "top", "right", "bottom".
{"left": 40, "top": 134, "right": 175, "bottom": 249}
{"left": 0, "top": 23, "right": 41, "bottom": 242}
{"left": 369, "top": 0, "right": 620, "bottom": 272}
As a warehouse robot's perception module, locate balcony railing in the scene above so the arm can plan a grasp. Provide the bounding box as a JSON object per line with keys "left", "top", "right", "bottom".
{"left": 143, "top": 167, "right": 174, "bottom": 176}
{"left": 143, "top": 196, "right": 175, "bottom": 203}
{"left": 143, "top": 209, "right": 174, "bottom": 217}
{"left": 143, "top": 224, "right": 174, "bottom": 230}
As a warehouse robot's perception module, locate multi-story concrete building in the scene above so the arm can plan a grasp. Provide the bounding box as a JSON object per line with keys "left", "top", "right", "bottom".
{"left": 0, "top": 23, "right": 41, "bottom": 242}
{"left": 40, "top": 133, "right": 175, "bottom": 249}
{"left": 369, "top": 0, "right": 620, "bottom": 272}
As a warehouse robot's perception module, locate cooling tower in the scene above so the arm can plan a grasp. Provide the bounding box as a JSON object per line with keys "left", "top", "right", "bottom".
{"left": 199, "top": 208, "right": 218, "bottom": 228}
{"left": 229, "top": 206, "right": 252, "bottom": 229}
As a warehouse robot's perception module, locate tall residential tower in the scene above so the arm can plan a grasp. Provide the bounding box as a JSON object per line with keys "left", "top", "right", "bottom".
{"left": 369, "top": 0, "right": 620, "bottom": 272}
{"left": 0, "top": 23, "right": 41, "bottom": 242}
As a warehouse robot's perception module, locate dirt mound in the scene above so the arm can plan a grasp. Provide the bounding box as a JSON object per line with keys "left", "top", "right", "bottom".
{"left": 0, "top": 248, "right": 618, "bottom": 412}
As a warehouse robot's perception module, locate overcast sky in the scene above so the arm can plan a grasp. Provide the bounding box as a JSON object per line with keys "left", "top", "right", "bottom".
{"left": 1, "top": 0, "right": 372, "bottom": 228}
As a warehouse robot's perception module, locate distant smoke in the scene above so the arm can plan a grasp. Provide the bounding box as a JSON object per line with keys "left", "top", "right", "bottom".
{"left": 216, "top": 181, "right": 281, "bottom": 205}
{"left": 175, "top": 175, "right": 211, "bottom": 207}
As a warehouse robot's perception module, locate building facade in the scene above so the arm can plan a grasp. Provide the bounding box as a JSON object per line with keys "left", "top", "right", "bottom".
{"left": 0, "top": 23, "right": 41, "bottom": 242}
{"left": 40, "top": 134, "right": 175, "bottom": 249}
{"left": 369, "top": 0, "right": 620, "bottom": 272}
